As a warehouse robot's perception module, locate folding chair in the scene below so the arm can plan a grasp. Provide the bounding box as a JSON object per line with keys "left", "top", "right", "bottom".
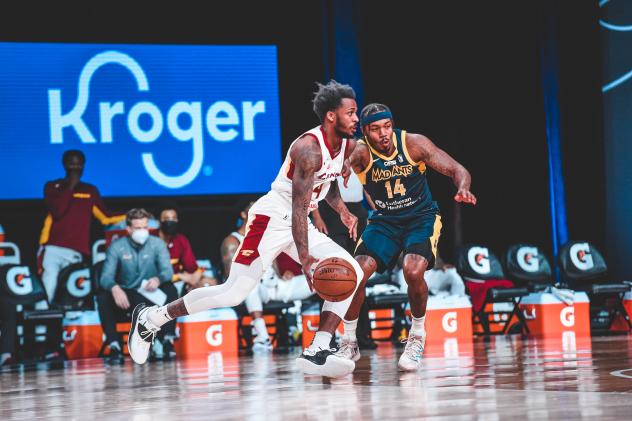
{"left": 504, "top": 244, "right": 554, "bottom": 292}
{"left": 558, "top": 241, "right": 632, "bottom": 331}
{"left": 0, "top": 242, "right": 64, "bottom": 361}
{"left": 456, "top": 244, "right": 529, "bottom": 335}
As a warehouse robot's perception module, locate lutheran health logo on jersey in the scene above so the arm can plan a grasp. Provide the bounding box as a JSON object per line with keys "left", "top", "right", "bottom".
{"left": 0, "top": 43, "right": 281, "bottom": 199}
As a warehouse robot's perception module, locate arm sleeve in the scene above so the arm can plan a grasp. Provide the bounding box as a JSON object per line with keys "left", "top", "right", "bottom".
{"left": 99, "top": 245, "right": 119, "bottom": 291}
{"left": 179, "top": 236, "right": 199, "bottom": 274}
{"left": 44, "top": 181, "right": 74, "bottom": 219}
{"left": 91, "top": 187, "right": 125, "bottom": 225}
{"left": 156, "top": 241, "right": 174, "bottom": 284}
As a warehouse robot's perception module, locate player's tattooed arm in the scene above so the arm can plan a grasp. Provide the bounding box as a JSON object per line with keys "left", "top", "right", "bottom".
{"left": 290, "top": 136, "right": 322, "bottom": 280}
{"left": 406, "top": 133, "right": 477, "bottom": 205}
{"left": 346, "top": 139, "right": 371, "bottom": 174}
{"left": 324, "top": 179, "right": 359, "bottom": 241}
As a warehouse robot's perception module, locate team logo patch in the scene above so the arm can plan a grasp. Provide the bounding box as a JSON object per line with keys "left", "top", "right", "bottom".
{"left": 374, "top": 200, "right": 386, "bottom": 209}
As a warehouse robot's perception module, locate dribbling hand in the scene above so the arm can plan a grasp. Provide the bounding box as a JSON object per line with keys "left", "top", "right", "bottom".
{"left": 300, "top": 255, "right": 319, "bottom": 291}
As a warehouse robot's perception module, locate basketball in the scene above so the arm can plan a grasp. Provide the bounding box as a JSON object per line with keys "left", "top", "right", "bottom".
{"left": 312, "top": 257, "right": 357, "bottom": 302}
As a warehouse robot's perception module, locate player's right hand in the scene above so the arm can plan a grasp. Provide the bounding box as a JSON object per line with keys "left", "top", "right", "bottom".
{"left": 300, "top": 255, "right": 319, "bottom": 291}
{"left": 111, "top": 285, "right": 130, "bottom": 310}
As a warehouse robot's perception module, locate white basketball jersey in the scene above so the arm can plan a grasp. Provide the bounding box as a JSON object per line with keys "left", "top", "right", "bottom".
{"left": 271, "top": 126, "right": 348, "bottom": 212}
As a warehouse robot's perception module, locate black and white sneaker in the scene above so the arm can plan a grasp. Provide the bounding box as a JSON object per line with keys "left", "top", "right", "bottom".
{"left": 296, "top": 347, "right": 355, "bottom": 378}
{"left": 128, "top": 303, "right": 160, "bottom": 364}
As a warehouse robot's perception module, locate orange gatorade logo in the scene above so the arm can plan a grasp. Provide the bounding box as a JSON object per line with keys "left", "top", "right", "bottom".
{"left": 240, "top": 250, "right": 254, "bottom": 257}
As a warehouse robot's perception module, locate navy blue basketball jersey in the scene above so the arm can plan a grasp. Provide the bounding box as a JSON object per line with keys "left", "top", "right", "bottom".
{"left": 357, "top": 129, "right": 437, "bottom": 217}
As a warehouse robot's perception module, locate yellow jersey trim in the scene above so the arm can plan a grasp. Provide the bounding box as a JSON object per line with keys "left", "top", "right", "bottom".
{"left": 355, "top": 139, "right": 374, "bottom": 185}
{"left": 401, "top": 130, "right": 427, "bottom": 173}
{"left": 429, "top": 215, "right": 442, "bottom": 258}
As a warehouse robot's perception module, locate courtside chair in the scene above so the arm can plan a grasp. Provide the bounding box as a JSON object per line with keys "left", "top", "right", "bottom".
{"left": 504, "top": 244, "right": 554, "bottom": 292}
{"left": 456, "top": 244, "right": 529, "bottom": 335}
{"left": 558, "top": 241, "right": 632, "bottom": 331}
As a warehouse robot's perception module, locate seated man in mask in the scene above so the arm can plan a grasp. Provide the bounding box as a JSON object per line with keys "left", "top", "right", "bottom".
{"left": 157, "top": 203, "right": 217, "bottom": 294}
{"left": 97, "top": 208, "right": 177, "bottom": 362}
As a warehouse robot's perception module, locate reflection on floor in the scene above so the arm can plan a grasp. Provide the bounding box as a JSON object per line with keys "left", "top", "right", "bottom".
{"left": 2, "top": 334, "right": 632, "bottom": 420}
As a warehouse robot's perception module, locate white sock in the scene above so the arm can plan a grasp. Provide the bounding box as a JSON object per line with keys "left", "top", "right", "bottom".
{"left": 109, "top": 341, "right": 121, "bottom": 351}
{"left": 343, "top": 319, "right": 358, "bottom": 341}
{"left": 309, "top": 331, "right": 333, "bottom": 351}
{"left": 410, "top": 315, "right": 426, "bottom": 337}
{"left": 253, "top": 317, "right": 270, "bottom": 342}
{"left": 147, "top": 305, "right": 173, "bottom": 328}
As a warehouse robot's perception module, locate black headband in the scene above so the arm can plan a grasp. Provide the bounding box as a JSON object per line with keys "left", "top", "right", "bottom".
{"left": 361, "top": 111, "right": 393, "bottom": 126}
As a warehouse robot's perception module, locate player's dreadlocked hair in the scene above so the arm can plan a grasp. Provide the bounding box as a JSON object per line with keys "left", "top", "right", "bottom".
{"left": 360, "top": 103, "right": 392, "bottom": 125}
{"left": 312, "top": 80, "right": 356, "bottom": 123}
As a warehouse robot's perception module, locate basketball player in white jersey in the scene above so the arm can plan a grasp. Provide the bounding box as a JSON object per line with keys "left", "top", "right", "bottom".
{"left": 127, "top": 80, "right": 364, "bottom": 378}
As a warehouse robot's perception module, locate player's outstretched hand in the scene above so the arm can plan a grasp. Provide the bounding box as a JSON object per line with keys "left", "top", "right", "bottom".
{"left": 340, "top": 210, "right": 358, "bottom": 242}
{"left": 454, "top": 188, "right": 477, "bottom": 205}
{"left": 300, "top": 254, "right": 319, "bottom": 291}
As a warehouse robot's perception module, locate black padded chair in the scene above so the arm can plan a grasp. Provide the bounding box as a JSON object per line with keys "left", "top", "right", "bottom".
{"left": 0, "top": 242, "right": 64, "bottom": 361}
{"left": 52, "top": 262, "right": 96, "bottom": 311}
{"left": 504, "top": 244, "right": 554, "bottom": 292}
{"left": 456, "top": 244, "right": 529, "bottom": 335}
{"left": 558, "top": 241, "right": 632, "bottom": 331}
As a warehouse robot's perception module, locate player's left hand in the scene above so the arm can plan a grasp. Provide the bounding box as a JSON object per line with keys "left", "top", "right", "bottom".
{"left": 341, "top": 159, "right": 352, "bottom": 188}
{"left": 454, "top": 188, "right": 477, "bottom": 205}
{"left": 340, "top": 210, "right": 358, "bottom": 242}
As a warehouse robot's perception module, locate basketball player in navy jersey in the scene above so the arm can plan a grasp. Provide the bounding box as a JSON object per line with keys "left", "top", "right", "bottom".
{"left": 126, "top": 80, "right": 365, "bottom": 378}
{"left": 337, "top": 103, "right": 477, "bottom": 371}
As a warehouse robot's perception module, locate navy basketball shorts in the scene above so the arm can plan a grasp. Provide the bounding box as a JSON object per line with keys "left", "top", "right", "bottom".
{"left": 354, "top": 212, "right": 442, "bottom": 273}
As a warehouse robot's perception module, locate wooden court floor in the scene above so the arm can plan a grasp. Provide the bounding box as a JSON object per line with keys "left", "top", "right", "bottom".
{"left": 1, "top": 334, "right": 632, "bottom": 420}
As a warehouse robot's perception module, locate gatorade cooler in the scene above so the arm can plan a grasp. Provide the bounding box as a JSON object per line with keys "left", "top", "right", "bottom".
{"left": 175, "top": 308, "right": 239, "bottom": 357}
{"left": 301, "top": 304, "right": 343, "bottom": 349}
{"left": 519, "top": 291, "right": 590, "bottom": 337}
{"left": 405, "top": 295, "right": 474, "bottom": 343}
{"left": 63, "top": 311, "right": 132, "bottom": 359}
{"left": 63, "top": 311, "right": 103, "bottom": 359}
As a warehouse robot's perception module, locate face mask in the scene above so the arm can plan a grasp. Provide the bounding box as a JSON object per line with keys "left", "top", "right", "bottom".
{"left": 131, "top": 228, "right": 149, "bottom": 245}
{"left": 161, "top": 220, "right": 178, "bottom": 236}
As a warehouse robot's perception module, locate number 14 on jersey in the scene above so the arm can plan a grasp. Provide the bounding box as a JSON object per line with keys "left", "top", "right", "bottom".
{"left": 385, "top": 178, "right": 406, "bottom": 199}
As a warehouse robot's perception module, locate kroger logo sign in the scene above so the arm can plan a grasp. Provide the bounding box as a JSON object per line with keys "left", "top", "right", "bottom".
{"left": 0, "top": 43, "right": 281, "bottom": 199}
